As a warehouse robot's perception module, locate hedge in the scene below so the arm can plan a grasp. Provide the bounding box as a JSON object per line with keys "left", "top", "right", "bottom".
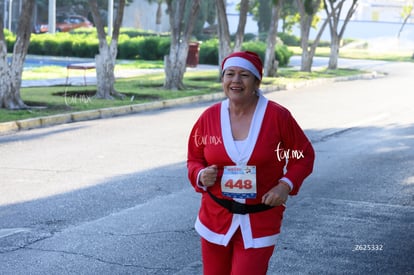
{"left": 4, "top": 29, "right": 293, "bottom": 67}
{"left": 199, "top": 39, "right": 292, "bottom": 67}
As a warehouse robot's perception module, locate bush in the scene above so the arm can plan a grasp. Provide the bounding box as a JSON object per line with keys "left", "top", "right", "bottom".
{"left": 199, "top": 39, "right": 219, "bottom": 65}
{"left": 10, "top": 29, "right": 293, "bottom": 66}
{"left": 243, "top": 33, "right": 257, "bottom": 42}
{"left": 26, "top": 29, "right": 170, "bottom": 59}
{"left": 28, "top": 35, "right": 44, "bottom": 54}
{"left": 197, "top": 39, "right": 292, "bottom": 67}
{"left": 137, "top": 36, "right": 161, "bottom": 60}
{"left": 313, "top": 39, "right": 330, "bottom": 47}
{"left": 158, "top": 37, "right": 171, "bottom": 57}
{"left": 4, "top": 29, "right": 16, "bottom": 52}
{"left": 274, "top": 44, "right": 293, "bottom": 67}
{"left": 43, "top": 37, "right": 63, "bottom": 56}
{"left": 59, "top": 38, "right": 74, "bottom": 56}
{"left": 118, "top": 37, "right": 142, "bottom": 59}
{"left": 278, "top": 32, "right": 300, "bottom": 46}
{"left": 241, "top": 41, "right": 267, "bottom": 59}
{"left": 257, "top": 32, "right": 268, "bottom": 42}
{"left": 71, "top": 37, "right": 98, "bottom": 58}
{"left": 118, "top": 28, "right": 169, "bottom": 38}
{"left": 241, "top": 41, "right": 292, "bottom": 67}
{"left": 230, "top": 33, "right": 257, "bottom": 42}
{"left": 29, "top": 33, "right": 86, "bottom": 57}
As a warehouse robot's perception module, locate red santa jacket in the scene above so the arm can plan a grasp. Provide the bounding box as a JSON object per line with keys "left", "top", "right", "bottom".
{"left": 187, "top": 94, "right": 315, "bottom": 248}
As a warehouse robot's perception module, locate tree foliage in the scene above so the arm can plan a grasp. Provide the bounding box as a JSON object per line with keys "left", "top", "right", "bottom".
{"left": 279, "top": 1, "right": 298, "bottom": 33}
{"left": 248, "top": 0, "right": 300, "bottom": 37}
{"left": 398, "top": 1, "right": 414, "bottom": 38}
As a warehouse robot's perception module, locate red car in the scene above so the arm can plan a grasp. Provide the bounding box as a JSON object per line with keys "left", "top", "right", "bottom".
{"left": 34, "top": 15, "right": 93, "bottom": 33}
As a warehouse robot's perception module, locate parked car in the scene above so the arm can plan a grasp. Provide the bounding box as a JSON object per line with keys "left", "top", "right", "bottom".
{"left": 33, "top": 23, "right": 48, "bottom": 34}
{"left": 34, "top": 15, "right": 93, "bottom": 33}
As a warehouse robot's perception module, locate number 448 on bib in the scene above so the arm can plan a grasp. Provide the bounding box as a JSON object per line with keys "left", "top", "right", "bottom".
{"left": 221, "top": 165, "right": 257, "bottom": 199}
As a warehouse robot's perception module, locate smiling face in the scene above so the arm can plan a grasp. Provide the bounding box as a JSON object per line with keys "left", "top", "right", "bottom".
{"left": 222, "top": 66, "right": 261, "bottom": 104}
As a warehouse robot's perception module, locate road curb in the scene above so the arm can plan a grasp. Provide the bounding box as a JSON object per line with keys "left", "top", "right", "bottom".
{"left": 0, "top": 72, "right": 382, "bottom": 136}
{"left": 0, "top": 121, "right": 19, "bottom": 133}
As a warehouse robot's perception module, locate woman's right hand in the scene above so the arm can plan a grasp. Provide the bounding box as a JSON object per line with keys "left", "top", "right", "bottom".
{"left": 200, "top": 165, "right": 218, "bottom": 187}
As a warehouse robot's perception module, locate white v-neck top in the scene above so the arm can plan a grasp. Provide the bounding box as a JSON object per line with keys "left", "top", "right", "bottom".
{"left": 220, "top": 93, "right": 268, "bottom": 166}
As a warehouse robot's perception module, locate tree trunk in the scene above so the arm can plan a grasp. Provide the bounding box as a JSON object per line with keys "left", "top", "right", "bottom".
{"left": 164, "top": 45, "right": 188, "bottom": 90}
{"left": 156, "top": 1, "right": 162, "bottom": 33}
{"left": 324, "top": 0, "right": 358, "bottom": 70}
{"left": 297, "top": 0, "right": 328, "bottom": 72}
{"left": 216, "top": 0, "right": 232, "bottom": 65}
{"left": 258, "top": 0, "right": 272, "bottom": 33}
{"left": 301, "top": 47, "right": 313, "bottom": 72}
{"left": 299, "top": 14, "right": 313, "bottom": 72}
{"left": 306, "top": 17, "right": 329, "bottom": 71}
{"left": 328, "top": 36, "right": 340, "bottom": 69}
{"left": 264, "top": 0, "right": 283, "bottom": 77}
{"left": 398, "top": 5, "right": 413, "bottom": 38}
{"left": 233, "top": 0, "right": 249, "bottom": 52}
{"left": 156, "top": 1, "right": 162, "bottom": 24}
{"left": 0, "top": 45, "right": 26, "bottom": 109}
{"left": 95, "top": 43, "right": 119, "bottom": 99}
{"left": 0, "top": 0, "right": 34, "bottom": 110}
{"left": 88, "top": 0, "right": 125, "bottom": 99}
{"left": 164, "top": 0, "right": 200, "bottom": 90}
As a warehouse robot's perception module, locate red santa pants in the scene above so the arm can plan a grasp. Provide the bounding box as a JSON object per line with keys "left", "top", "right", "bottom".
{"left": 201, "top": 228, "right": 275, "bottom": 275}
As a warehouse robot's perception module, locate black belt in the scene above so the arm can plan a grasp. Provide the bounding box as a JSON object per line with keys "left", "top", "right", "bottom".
{"left": 207, "top": 190, "right": 274, "bottom": 215}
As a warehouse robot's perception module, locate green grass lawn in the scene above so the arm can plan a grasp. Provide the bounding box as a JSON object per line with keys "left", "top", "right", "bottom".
{"left": 1, "top": 45, "right": 410, "bottom": 124}
{"left": 0, "top": 70, "right": 221, "bottom": 122}
{"left": 0, "top": 66, "right": 364, "bottom": 123}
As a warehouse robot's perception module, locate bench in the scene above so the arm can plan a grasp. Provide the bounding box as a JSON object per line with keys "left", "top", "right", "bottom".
{"left": 66, "top": 62, "right": 96, "bottom": 86}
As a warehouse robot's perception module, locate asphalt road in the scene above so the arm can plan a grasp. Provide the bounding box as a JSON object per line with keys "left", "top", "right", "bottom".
{"left": 0, "top": 61, "right": 413, "bottom": 274}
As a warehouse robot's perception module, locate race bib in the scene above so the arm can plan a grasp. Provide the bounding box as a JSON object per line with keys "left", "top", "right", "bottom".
{"left": 221, "top": 165, "right": 257, "bottom": 199}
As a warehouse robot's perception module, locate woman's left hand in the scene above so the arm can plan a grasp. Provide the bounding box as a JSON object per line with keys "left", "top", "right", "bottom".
{"left": 261, "top": 182, "right": 290, "bottom": 206}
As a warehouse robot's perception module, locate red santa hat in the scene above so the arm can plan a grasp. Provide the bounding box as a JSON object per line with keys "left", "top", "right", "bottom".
{"left": 221, "top": 51, "right": 263, "bottom": 80}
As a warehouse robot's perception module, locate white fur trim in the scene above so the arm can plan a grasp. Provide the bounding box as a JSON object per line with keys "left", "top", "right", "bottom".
{"left": 220, "top": 93, "right": 268, "bottom": 166}
{"left": 195, "top": 215, "right": 279, "bottom": 248}
{"left": 223, "top": 57, "right": 261, "bottom": 80}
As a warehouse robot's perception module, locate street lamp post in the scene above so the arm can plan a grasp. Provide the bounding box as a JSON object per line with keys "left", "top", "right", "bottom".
{"left": 108, "top": 0, "right": 113, "bottom": 35}
{"left": 48, "top": 0, "right": 56, "bottom": 33}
